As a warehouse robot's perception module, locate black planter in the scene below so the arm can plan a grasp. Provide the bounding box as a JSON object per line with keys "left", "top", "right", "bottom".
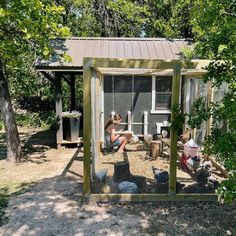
{"left": 63, "top": 117, "right": 80, "bottom": 141}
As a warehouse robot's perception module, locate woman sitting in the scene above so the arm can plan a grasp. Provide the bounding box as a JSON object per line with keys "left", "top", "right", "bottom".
{"left": 104, "top": 113, "right": 131, "bottom": 153}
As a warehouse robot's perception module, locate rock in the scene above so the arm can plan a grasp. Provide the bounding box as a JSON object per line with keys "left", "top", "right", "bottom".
{"left": 118, "top": 181, "right": 139, "bottom": 193}
{"left": 95, "top": 169, "right": 108, "bottom": 182}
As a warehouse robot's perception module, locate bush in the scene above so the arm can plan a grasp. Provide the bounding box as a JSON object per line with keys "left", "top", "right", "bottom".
{"left": 15, "top": 111, "right": 56, "bottom": 129}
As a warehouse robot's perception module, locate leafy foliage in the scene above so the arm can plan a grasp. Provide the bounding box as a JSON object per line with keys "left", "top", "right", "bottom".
{"left": 171, "top": 104, "right": 186, "bottom": 130}
{"left": 188, "top": 97, "right": 210, "bottom": 128}
{"left": 190, "top": 0, "right": 236, "bottom": 203}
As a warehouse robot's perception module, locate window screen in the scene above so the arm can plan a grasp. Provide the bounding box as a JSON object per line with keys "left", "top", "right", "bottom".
{"left": 156, "top": 76, "right": 172, "bottom": 110}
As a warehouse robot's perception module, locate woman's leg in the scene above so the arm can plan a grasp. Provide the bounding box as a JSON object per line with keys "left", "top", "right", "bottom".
{"left": 117, "top": 137, "right": 127, "bottom": 153}
{"left": 117, "top": 134, "right": 132, "bottom": 153}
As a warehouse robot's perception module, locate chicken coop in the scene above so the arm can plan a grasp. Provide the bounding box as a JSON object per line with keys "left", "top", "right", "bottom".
{"left": 36, "top": 38, "right": 227, "bottom": 201}
{"left": 83, "top": 57, "right": 223, "bottom": 202}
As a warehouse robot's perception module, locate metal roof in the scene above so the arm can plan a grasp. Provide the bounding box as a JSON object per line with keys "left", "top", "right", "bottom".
{"left": 36, "top": 37, "right": 192, "bottom": 70}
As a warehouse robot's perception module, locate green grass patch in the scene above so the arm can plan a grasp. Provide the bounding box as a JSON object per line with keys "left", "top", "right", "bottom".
{"left": 0, "top": 189, "right": 9, "bottom": 227}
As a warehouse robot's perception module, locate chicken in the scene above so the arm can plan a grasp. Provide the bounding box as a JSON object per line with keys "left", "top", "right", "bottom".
{"left": 180, "top": 128, "right": 191, "bottom": 143}
{"left": 186, "top": 156, "right": 201, "bottom": 172}
{"left": 195, "top": 168, "right": 210, "bottom": 185}
{"left": 152, "top": 166, "right": 169, "bottom": 184}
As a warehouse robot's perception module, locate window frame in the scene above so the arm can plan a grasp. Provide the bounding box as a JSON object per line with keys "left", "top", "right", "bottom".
{"left": 151, "top": 76, "right": 172, "bottom": 114}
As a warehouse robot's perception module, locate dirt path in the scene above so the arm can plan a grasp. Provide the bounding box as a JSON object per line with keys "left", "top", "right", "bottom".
{"left": 0, "top": 130, "right": 236, "bottom": 235}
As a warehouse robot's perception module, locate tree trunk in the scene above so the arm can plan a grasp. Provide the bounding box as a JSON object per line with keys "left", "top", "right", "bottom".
{"left": 0, "top": 61, "right": 22, "bottom": 162}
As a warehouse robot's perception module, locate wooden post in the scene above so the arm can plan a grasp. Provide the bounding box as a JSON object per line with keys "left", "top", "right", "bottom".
{"left": 70, "top": 74, "right": 76, "bottom": 111}
{"left": 55, "top": 72, "right": 63, "bottom": 148}
{"left": 206, "top": 81, "right": 214, "bottom": 136}
{"left": 169, "top": 64, "right": 181, "bottom": 195}
{"left": 91, "top": 70, "right": 97, "bottom": 179}
{"left": 83, "top": 59, "right": 92, "bottom": 195}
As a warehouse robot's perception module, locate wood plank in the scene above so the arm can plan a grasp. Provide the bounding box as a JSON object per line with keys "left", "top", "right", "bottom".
{"left": 88, "top": 193, "right": 217, "bottom": 202}
{"left": 85, "top": 58, "right": 211, "bottom": 71}
{"left": 83, "top": 58, "right": 92, "bottom": 195}
{"left": 114, "top": 131, "right": 134, "bottom": 135}
{"left": 203, "top": 155, "right": 229, "bottom": 178}
{"left": 57, "top": 138, "right": 82, "bottom": 144}
{"left": 169, "top": 64, "right": 181, "bottom": 195}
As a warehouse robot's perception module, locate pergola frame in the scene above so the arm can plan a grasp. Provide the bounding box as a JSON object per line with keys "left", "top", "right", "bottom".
{"left": 83, "top": 58, "right": 217, "bottom": 202}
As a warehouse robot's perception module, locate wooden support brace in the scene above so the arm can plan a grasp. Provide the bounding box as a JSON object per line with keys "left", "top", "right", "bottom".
{"left": 41, "top": 71, "right": 55, "bottom": 84}
{"left": 62, "top": 74, "right": 71, "bottom": 85}
{"left": 204, "top": 155, "right": 229, "bottom": 178}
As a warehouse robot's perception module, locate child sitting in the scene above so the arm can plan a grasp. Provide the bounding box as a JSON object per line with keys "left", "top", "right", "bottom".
{"left": 104, "top": 113, "right": 131, "bottom": 153}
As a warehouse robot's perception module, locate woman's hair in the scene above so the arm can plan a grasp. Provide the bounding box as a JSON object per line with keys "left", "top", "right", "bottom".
{"left": 104, "top": 118, "right": 113, "bottom": 130}
{"left": 112, "top": 113, "right": 122, "bottom": 122}
{"left": 105, "top": 113, "right": 122, "bottom": 130}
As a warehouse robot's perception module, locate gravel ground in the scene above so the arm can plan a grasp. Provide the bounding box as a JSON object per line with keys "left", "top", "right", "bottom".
{"left": 1, "top": 151, "right": 236, "bottom": 236}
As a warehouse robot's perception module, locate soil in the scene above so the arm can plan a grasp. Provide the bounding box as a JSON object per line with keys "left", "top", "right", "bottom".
{"left": 0, "top": 129, "right": 235, "bottom": 236}
{"left": 94, "top": 142, "right": 223, "bottom": 194}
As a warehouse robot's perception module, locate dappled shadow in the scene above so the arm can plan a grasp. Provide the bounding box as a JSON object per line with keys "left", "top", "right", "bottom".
{"left": 21, "top": 129, "right": 56, "bottom": 163}
{"left": 0, "top": 129, "right": 56, "bottom": 162}
{"left": 1, "top": 138, "right": 235, "bottom": 235}
{"left": 1, "top": 171, "right": 236, "bottom": 235}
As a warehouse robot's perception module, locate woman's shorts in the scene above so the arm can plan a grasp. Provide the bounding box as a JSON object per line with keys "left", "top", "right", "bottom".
{"left": 112, "top": 139, "right": 120, "bottom": 147}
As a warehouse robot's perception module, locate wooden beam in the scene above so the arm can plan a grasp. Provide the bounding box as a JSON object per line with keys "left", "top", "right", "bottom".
{"left": 169, "top": 64, "right": 181, "bottom": 195}
{"left": 55, "top": 72, "right": 63, "bottom": 147}
{"left": 84, "top": 58, "right": 211, "bottom": 71}
{"left": 83, "top": 58, "right": 92, "bottom": 195}
{"left": 88, "top": 193, "right": 217, "bottom": 202}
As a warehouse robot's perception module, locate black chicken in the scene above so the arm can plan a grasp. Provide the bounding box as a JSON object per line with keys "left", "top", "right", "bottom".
{"left": 152, "top": 166, "right": 169, "bottom": 184}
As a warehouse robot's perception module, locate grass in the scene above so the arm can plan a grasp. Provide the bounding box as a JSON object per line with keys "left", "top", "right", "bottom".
{"left": 0, "top": 193, "right": 8, "bottom": 226}
{"left": 0, "top": 127, "right": 59, "bottom": 226}
{"left": 0, "top": 127, "right": 79, "bottom": 228}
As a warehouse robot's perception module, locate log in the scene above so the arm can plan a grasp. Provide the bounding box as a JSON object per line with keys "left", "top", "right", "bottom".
{"left": 203, "top": 155, "right": 229, "bottom": 178}
{"left": 151, "top": 141, "right": 161, "bottom": 159}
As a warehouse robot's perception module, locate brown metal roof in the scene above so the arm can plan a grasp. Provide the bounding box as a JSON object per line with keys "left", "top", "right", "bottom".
{"left": 36, "top": 37, "right": 192, "bottom": 70}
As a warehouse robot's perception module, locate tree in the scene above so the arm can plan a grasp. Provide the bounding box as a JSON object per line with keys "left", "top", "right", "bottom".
{"left": 190, "top": 0, "right": 236, "bottom": 202}
{"left": 0, "top": 0, "right": 70, "bottom": 161}
{"left": 143, "top": 0, "right": 194, "bottom": 38}
{"left": 54, "top": 0, "right": 148, "bottom": 37}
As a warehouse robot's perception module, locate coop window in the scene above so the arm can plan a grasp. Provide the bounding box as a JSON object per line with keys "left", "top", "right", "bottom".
{"left": 151, "top": 76, "right": 172, "bottom": 113}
